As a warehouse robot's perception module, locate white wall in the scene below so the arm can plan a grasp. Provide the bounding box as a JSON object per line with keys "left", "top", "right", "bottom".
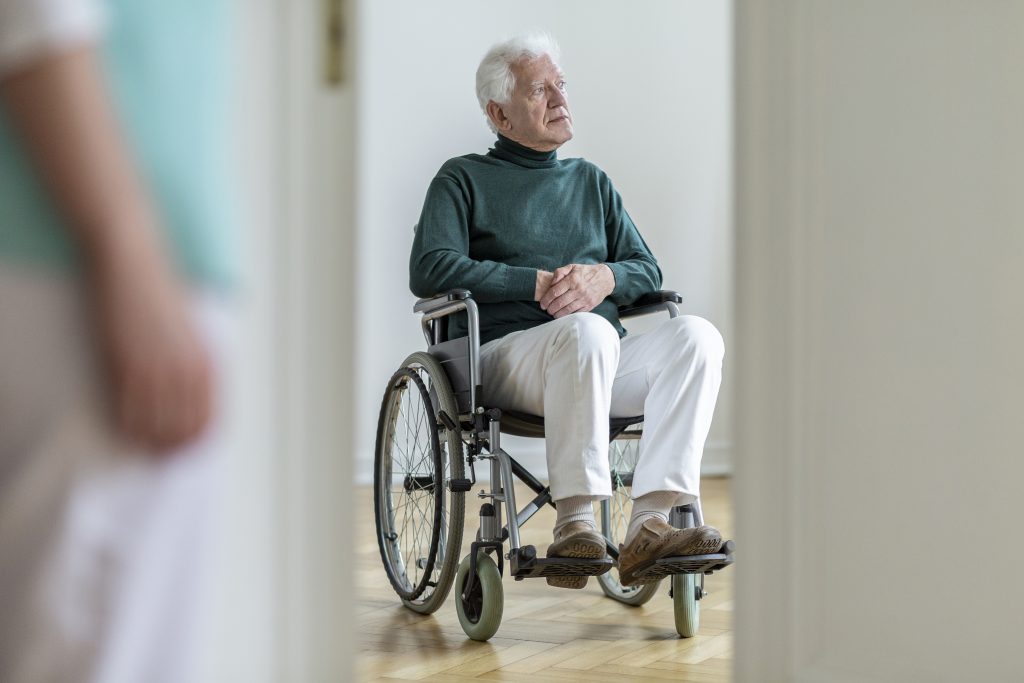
{"left": 735, "top": 1, "right": 1024, "bottom": 680}
{"left": 354, "top": 0, "right": 733, "bottom": 483}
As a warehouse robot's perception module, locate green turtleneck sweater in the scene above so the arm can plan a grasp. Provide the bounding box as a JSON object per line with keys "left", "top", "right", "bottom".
{"left": 409, "top": 135, "right": 662, "bottom": 346}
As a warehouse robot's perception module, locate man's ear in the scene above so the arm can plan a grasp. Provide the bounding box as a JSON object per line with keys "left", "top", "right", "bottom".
{"left": 486, "top": 101, "right": 511, "bottom": 131}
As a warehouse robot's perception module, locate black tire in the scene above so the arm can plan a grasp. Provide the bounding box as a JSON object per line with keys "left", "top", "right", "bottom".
{"left": 598, "top": 424, "right": 662, "bottom": 605}
{"left": 374, "top": 351, "right": 466, "bottom": 614}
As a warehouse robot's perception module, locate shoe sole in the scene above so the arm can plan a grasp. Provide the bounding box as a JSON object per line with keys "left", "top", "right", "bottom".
{"left": 546, "top": 533, "right": 608, "bottom": 589}
{"left": 618, "top": 557, "right": 663, "bottom": 587}
{"left": 668, "top": 533, "right": 723, "bottom": 557}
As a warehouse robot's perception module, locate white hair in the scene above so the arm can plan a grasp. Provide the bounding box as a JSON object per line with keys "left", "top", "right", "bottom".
{"left": 475, "top": 33, "right": 561, "bottom": 133}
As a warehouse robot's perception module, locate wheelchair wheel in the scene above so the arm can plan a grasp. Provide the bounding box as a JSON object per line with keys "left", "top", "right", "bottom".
{"left": 673, "top": 573, "right": 700, "bottom": 638}
{"left": 454, "top": 550, "right": 503, "bottom": 642}
{"left": 374, "top": 351, "right": 465, "bottom": 615}
{"left": 597, "top": 424, "right": 662, "bottom": 606}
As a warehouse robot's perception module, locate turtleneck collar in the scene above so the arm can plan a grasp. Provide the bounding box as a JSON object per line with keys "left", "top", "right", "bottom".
{"left": 488, "top": 134, "right": 559, "bottom": 169}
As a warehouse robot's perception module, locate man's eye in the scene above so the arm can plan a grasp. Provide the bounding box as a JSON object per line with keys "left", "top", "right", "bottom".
{"left": 558, "top": 81, "right": 568, "bottom": 91}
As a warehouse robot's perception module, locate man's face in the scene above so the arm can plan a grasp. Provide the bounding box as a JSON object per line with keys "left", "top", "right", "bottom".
{"left": 494, "top": 54, "right": 573, "bottom": 151}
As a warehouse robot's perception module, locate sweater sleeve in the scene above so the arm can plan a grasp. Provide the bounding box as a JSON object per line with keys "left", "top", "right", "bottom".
{"left": 0, "top": 0, "right": 106, "bottom": 79}
{"left": 601, "top": 176, "right": 663, "bottom": 306}
{"left": 409, "top": 175, "right": 538, "bottom": 303}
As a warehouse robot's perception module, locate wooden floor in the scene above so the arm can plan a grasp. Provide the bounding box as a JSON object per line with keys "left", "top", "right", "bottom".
{"left": 356, "top": 478, "right": 734, "bottom": 682}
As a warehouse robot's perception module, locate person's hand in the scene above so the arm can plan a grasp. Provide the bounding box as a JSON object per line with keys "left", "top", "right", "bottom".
{"left": 89, "top": 232, "right": 214, "bottom": 454}
{"left": 539, "top": 263, "right": 615, "bottom": 318}
{"left": 535, "top": 269, "right": 555, "bottom": 301}
{"left": 1, "top": 47, "right": 214, "bottom": 454}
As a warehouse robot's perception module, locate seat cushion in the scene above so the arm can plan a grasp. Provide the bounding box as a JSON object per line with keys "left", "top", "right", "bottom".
{"left": 497, "top": 409, "right": 643, "bottom": 439}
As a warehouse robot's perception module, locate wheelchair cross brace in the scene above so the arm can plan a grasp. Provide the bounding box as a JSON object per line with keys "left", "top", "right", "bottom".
{"left": 460, "top": 408, "right": 616, "bottom": 602}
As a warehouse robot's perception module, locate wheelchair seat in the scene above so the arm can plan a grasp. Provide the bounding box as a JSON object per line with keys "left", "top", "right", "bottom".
{"left": 497, "top": 409, "right": 644, "bottom": 439}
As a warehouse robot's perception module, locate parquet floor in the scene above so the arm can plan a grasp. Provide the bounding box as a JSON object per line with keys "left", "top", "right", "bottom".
{"left": 356, "top": 478, "right": 734, "bottom": 682}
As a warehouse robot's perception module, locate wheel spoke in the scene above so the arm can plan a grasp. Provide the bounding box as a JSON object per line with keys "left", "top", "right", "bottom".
{"left": 602, "top": 426, "right": 646, "bottom": 595}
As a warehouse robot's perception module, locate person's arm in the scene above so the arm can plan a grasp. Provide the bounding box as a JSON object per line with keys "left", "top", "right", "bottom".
{"left": 409, "top": 175, "right": 541, "bottom": 303}
{"left": 601, "top": 177, "right": 663, "bottom": 306}
{"left": 0, "top": 47, "right": 212, "bottom": 453}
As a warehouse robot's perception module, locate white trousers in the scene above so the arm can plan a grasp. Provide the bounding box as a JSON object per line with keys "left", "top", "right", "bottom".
{"left": 480, "top": 312, "right": 724, "bottom": 503}
{"left": 0, "top": 266, "right": 231, "bottom": 683}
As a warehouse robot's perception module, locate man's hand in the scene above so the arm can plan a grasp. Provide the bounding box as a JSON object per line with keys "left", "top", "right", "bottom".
{"left": 538, "top": 263, "right": 615, "bottom": 318}
{"left": 535, "top": 269, "right": 555, "bottom": 301}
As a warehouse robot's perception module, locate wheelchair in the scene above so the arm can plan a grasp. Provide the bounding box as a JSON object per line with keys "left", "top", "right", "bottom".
{"left": 373, "top": 288, "right": 734, "bottom": 641}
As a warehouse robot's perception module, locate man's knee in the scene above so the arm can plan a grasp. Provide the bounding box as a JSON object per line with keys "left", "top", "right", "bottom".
{"left": 552, "top": 312, "right": 620, "bottom": 359}
{"left": 672, "top": 315, "right": 725, "bottom": 362}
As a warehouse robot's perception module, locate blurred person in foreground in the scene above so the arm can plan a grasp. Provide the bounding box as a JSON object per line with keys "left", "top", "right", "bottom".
{"left": 410, "top": 33, "right": 725, "bottom": 589}
{"left": 0, "top": 1, "right": 236, "bottom": 681}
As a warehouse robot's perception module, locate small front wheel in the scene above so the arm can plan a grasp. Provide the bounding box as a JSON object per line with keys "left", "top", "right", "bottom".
{"left": 455, "top": 551, "right": 504, "bottom": 641}
{"left": 672, "top": 573, "right": 700, "bottom": 638}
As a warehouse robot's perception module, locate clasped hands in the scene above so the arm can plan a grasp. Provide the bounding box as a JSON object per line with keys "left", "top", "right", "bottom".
{"left": 534, "top": 263, "right": 615, "bottom": 318}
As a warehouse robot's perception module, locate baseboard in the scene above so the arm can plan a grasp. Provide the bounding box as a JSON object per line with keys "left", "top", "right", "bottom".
{"left": 356, "top": 457, "right": 373, "bottom": 487}
{"left": 700, "top": 441, "right": 734, "bottom": 477}
{"left": 355, "top": 440, "right": 733, "bottom": 486}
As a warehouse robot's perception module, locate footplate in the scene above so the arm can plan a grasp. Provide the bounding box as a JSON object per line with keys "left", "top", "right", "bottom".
{"left": 509, "top": 545, "right": 613, "bottom": 580}
{"left": 629, "top": 540, "right": 735, "bottom": 582}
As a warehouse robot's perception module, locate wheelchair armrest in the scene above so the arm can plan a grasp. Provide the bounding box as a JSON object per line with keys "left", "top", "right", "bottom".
{"left": 617, "top": 290, "right": 684, "bottom": 319}
{"left": 411, "top": 288, "right": 482, "bottom": 413}
{"left": 413, "top": 288, "right": 473, "bottom": 314}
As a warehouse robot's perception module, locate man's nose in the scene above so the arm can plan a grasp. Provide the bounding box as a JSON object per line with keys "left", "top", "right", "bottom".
{"left": 548, "top": 85, "right": 567, "bottom": 108}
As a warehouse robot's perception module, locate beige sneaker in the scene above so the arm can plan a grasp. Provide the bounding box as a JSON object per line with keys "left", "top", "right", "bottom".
{"left": 618, "top": 518, "right": 722, "bottom": 587}
{"left": 545, "top": 521, "right": 608, "bottom": 589}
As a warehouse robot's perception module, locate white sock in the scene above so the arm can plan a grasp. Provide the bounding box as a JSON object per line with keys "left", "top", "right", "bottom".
{"left": 625, "top": 491, "right": 681, "bottom": 544}
{"left": 554, "top": 495, "right": 597, "bottom": 533}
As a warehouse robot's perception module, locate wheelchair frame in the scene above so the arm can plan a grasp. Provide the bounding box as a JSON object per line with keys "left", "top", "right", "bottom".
{"left": 414, "top": 290, "right": 725, "bottom": 564}
{"left": 376, "top": 287, "right": 734, "bottom": 641}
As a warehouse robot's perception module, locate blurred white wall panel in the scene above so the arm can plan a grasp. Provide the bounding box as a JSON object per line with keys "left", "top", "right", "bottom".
{"left": 735, "top": 1, "right": 1024, "bottom": 680}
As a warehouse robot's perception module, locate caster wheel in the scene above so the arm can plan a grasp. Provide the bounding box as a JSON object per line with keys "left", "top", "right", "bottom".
{"left": 673, "top": 573, "right": 700, "bottom": 638}
{"left": 455, "top": 550, "right": 503, "bottom": 641}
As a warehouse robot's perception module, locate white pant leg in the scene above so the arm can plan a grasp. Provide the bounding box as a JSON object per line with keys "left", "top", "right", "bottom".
{"left": 610, "top": 315, "right": 725, "bottom": 502}
{"left": 0, "top": 265, "right": 232, "bottom": 683}
{"left": 479, "top": 312, "right": 620, "bottom": 501}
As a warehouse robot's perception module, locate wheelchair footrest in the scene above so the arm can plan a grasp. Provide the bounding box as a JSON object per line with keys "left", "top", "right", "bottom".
{"left": 629, "top": 539, "right": 735, "bottom": 582}
{"left": 511, "top": 556, "right": 613, "bottom": 580}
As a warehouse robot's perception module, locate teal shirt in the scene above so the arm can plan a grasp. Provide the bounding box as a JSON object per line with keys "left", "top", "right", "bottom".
{"left": 0, "top": 0, "right": 236, "bottom": 289}
{"left": 410, "top": 135, "right": 662, "bottom": 346}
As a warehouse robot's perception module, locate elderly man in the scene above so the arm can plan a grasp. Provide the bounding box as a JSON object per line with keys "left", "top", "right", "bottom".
{"left": 409, "top": 34, "right": 724, "bottom": 589}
